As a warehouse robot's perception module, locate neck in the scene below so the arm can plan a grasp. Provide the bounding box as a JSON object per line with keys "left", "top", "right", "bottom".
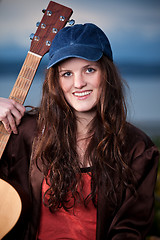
{"left": 76, "top": 110, "right": 96, "bottom": 138}
{"left": 75, "top": 111, "right": 96, "bottom": 168}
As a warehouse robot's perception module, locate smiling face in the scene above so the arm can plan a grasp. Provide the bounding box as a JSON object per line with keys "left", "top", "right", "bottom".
{"left": 58, "top": 58, "right": 103, "bottom": 117}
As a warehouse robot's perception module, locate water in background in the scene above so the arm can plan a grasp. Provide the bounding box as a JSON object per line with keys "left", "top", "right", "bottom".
{"left": 0, "top": 59, "right": 160, "bottom": 138}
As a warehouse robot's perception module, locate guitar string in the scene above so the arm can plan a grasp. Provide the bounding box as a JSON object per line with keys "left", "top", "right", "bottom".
{"left": 10, "top": 53, "right": 41, "bottom": 104}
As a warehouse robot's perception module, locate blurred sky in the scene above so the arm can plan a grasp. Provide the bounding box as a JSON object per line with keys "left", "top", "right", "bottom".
{"left": 0, "top": 0, "right": 160, "bottom": 63}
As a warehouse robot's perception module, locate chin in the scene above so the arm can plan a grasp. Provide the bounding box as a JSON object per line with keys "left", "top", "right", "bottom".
{"left": 74, "top": 106, "right": 97, "bottom": 114}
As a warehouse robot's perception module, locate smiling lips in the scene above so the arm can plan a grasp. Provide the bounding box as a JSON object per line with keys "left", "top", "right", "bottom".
{"left": 73, "top": 90, "right": 92, "bottom": 97}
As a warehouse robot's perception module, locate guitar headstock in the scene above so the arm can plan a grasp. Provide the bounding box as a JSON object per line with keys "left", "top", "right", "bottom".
{"left": 30, "top": 1, "right": 73, "bottom": 56}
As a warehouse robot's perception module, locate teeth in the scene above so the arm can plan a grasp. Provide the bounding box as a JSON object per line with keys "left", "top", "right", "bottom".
{"left": 74, "top": 91, "right": 91, "bottom": 97}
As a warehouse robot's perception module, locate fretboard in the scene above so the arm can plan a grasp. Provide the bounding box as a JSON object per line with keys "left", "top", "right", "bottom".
{"left": 10, "top": 51, "right": 42, "bottom": 104}
{"left": 0, "top": 51, "right": 42, "bottom": 158}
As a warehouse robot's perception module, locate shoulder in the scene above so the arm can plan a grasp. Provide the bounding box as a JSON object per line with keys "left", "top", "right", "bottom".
{"left": 17, "top": 110, "right": 38, "bottom": 142}
{"left": 125, "top": 122, "right": 159, "bottom": 173}
{"left": 18, "top": 110, "right": 38, "bottom": 133}
{"left": 7, "top": 110, "right": 38, "bottom": 149}
{"left": 125, "top": 122, "right": 154, "bottom": 149}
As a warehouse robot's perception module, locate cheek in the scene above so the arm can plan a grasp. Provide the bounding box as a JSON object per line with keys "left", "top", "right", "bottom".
{"left": 94, "top": 73, "right": 104, "bottom": 99}
{"left": 59, "top": 79, "right": 71, "bottom": 93}
{"left": 93, "top": 73, "right": 103, "bottom": 88}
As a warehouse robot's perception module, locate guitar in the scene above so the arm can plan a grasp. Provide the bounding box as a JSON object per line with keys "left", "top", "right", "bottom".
{"left": 0, "top": 1, "right": 73, "bottom": 159}
{"left": 0, "top": 1, "right": 73, "bottom": 238}
{"left": 0, "top": 179, "right": 22, "bottom": 239}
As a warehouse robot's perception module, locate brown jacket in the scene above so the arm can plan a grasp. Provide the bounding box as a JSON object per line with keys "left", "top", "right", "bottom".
{"left": 0, "top": 112, "right": 159, "bottom": 240}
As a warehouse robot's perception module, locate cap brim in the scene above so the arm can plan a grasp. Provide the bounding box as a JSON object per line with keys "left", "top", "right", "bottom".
{"left": 47, "top": 45, "right": 103, "bottom": 69}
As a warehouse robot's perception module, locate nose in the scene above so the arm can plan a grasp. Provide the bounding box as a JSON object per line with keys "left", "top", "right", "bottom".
{"left": 74, "top": 74, "right": 87, "bottom": 89}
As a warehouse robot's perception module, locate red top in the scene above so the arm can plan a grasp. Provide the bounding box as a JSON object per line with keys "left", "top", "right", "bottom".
{"left": 38, "top": 171, "right": 97, "bottom": 240}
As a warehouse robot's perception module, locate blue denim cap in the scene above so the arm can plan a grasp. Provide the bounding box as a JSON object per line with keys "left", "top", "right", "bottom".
{"left": 47, "top": 23, "right": 113, "bottom": 69}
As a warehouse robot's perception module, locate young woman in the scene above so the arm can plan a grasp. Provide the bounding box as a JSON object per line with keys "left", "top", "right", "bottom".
{"left": 0, "top": 23, "right": 159, "bottom": 240}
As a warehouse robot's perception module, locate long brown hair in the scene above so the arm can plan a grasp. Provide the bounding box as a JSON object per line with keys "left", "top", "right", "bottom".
{"left": 33, "top": 55, "right": 135, "bottom": 211}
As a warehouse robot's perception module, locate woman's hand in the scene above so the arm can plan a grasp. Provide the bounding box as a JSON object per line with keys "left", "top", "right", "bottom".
{"left": 0, "top": 97, "right": 25, "bottom": 134}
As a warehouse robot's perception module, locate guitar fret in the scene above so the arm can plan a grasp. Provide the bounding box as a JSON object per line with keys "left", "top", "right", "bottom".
{"left": 17, "top": 76, "right": 32, "bottom": 83}
{"left": 18, "top": 63, "right": 38, "bottom": 79}
{"left": 0, "top": 139, "right": 9, "bottom": 143}
{"left": 0, "top": 131, "right": 9, "bottom": 136}
{"left": 9, "top": 96, "right": 24, "bottom": 103}
{"left": 9, "top": 52, "right": 41, "bottom": 105}
{"left": 23, "top": 63, "right": 38, "bottom": 71}
{"left": 13, "top": 84, "right": 30, "bottom": 92}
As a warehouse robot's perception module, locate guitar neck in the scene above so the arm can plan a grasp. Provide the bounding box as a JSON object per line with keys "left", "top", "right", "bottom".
{"left": 0, "top": 1, "right": 73, "bottom": 160}
{"left": 0, "top": 51, "right": 42, "bottom": 159}
{"left": 0, "top": 124, "right": 10, "bottom": 159}
{"left": 9, "top": 51, "right": 42, "bottom": 104}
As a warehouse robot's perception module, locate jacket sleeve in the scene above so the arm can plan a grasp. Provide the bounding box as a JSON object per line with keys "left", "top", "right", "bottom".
{"left": 107, "top": 138, "right": 159, "bottom": 240}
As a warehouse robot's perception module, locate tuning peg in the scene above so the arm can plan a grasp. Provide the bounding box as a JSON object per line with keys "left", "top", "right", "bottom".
{"left": 34, "top": 36, "right": 40, "bottom": 41}
{"left": 46, "top": 40, "right": 51, "bottom": 46}
{"left": 30, "top": 33, "right": 35, "bottom": 40}
{"left": 42, "top": 9, "right": 52, "bottom": 16}
{"left": 36, "top": 22, "right": 40, "bottom": 27}
{"left": 68, "top": 19, "right": 75, "bottom": 26}
{"left": 60, "top": 16, "right": 65, "bottom": 21}
{"left": 47, "top": 10, "right": 52, "bottom": 16}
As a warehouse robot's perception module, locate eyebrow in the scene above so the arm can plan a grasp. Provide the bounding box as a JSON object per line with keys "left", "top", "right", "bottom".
{"left": 59, "top": 63, "right": 100, "bottom": 73}
{"left": 83, "top": 63, "right": 100, "bottom": 68}
{"left": 59, "top": 69, "right": 70, "bottom": 73}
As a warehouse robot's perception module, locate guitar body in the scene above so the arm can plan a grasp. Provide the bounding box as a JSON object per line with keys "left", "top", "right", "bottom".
{"left": 0, "top": 179, "right": 22, "bottom": 240}
{"left": 0, "top": 1, "right": 73, "bottom": 238}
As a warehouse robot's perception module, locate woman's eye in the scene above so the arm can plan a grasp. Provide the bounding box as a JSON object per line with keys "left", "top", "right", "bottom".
{"left": 86, "top": 68, "right": 95, "bottom": 73}
{"left": 63, "top": 72, "right": 72, "bottom": 77}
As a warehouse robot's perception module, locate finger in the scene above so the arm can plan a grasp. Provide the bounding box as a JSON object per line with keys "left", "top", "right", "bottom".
{"left": 13, "top": 101, "right": 26, "bottom": 116}
{"left": 2, "top": 111, "right": 18, "bottom": 134}
{"left": 8, "top": 101, "right": 25, "bottom": 126}
{"left": 10, "top": 107, "right": 24, "bottom": 126}
{"left": 10, "top": 99, "right": 25, "bottom": 115}
{"left": 7, "top": 111, "right": 18, "bottom": 134}
{"left": 0, "top": 98, "right": 25, "bottom": 134}
{"left": 2, "top": 118, "right": 12, "bottom": 134}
